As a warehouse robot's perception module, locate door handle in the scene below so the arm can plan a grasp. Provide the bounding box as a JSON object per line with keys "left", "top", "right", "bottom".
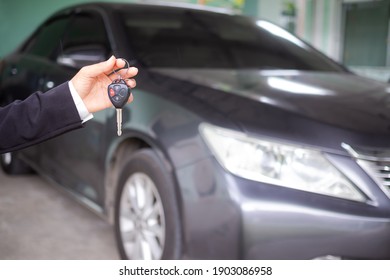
{"left": 9, "top": 66, "right": 18, "bottom": 76}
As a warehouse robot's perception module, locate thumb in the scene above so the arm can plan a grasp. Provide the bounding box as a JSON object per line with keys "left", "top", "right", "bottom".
{"left": 81, "top": 55, "right": 116, "bottom": 78}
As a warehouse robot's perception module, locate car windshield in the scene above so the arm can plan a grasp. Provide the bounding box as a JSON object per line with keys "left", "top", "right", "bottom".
{"left": 120, "top": 7, "right": 345, "bottom": 72}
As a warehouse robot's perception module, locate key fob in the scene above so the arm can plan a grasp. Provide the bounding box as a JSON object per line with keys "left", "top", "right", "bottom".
{"left": 107, "top": 79, "right": 131, "bottom": 108}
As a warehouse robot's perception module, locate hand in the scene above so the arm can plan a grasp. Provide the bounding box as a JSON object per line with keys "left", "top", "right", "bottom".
{"left": 70, "top": 55, "right": 138, "bottom": 113}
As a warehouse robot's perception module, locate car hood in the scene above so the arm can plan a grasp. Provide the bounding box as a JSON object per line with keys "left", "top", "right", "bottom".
{"left": 150, "top": 68, "right": 390, "bottom": 152}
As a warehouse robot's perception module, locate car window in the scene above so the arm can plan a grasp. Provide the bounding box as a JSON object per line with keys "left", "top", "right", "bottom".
{"left": 59, "top": 12, "right": 111, "bottom": 59}
{"left": 120, "top": 8, "right": 345, "bottom": 72}
{"left": 23, "top": 16, "right": 70, "bottom": 58}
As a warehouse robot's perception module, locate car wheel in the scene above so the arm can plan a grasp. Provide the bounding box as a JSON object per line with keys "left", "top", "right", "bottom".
{"left": 114, "top": 149, "right": 181, "bottom": 260}
{"left": 1, "top": 152, "right": 32, "bottom": 175}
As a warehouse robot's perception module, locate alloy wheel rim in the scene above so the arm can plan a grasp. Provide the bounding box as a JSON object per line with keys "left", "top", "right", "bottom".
{"left": 119, "top": 172, "right": 166, "bottom": 260}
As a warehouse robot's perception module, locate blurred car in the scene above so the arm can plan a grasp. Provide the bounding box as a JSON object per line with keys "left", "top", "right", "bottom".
{"left": 1, "top": 2, "right": 390, "bottom": 260}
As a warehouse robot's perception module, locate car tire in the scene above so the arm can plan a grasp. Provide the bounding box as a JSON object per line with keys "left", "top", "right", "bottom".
{"left": 1, "top": 152, "right": 32, "bottom": 175}
{"left": 114, "top": 148, "right": 182, "bottom": 260}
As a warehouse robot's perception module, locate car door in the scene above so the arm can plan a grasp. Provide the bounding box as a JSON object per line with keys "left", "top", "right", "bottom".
{"left": 37, "top": 10, "right": 113, "bottom": 208}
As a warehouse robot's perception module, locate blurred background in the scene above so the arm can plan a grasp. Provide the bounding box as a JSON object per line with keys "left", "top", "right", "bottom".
{"left": 0, "top": 0, "right": 389, "bottom": 82}
{"left": 1, "top": 0, "right": 390, "bottom": 260}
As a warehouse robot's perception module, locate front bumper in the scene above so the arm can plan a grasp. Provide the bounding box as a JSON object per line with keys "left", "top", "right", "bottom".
{"left": 175, "top": 156, "right": 390, "bottom": 259}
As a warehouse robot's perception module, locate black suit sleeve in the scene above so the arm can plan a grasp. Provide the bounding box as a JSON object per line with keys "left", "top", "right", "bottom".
{"left": 0, "top": 82, "right": 83, "bottom": 154}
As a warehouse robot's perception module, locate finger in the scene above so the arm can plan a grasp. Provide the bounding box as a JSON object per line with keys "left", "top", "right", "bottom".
{"left": 127, "top": 93, "right": 134, "bottom": 104}
{"left": 115, "top": 67, "right": 134, "bottom": 77}
{"left": 129, "top": 67, "right": 138, "bottom": 77}
{"left": 110, "top": 67, "right": 138, "bottom": 81}
{"left": 81, "top": 55, "right": 116, "bottom": 77}
{"left": 125, "top": 78, "right": 136, "bottom": 88}
{"left": 123, "top": 67, "right": 138, "bottom": 78}
{"left": 115, "top": 59, "right": 126, "bottom": 69}
{"left": 111, "top": 67, "right": 127, "bottom": 78}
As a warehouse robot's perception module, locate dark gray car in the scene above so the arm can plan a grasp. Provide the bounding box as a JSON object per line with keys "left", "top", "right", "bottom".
{"left": 1, "top": 2, "right": 390, "bottom": 259}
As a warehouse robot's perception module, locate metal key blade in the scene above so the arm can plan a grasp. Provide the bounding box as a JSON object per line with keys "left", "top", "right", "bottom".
{"left": 116, "top": 108, "right": 122, "bottom": 136}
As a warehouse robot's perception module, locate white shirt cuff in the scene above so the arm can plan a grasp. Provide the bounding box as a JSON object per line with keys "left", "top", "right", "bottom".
{"left": 68, "top": 81, "right": 93, "bottom": 124}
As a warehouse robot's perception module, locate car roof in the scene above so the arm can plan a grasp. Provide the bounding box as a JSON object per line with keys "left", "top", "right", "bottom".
{"left": 129, "top": 0, "right": 235, "bottom": 14}
{"left": 53, "top": 1, "right": 236, "bottom": 17}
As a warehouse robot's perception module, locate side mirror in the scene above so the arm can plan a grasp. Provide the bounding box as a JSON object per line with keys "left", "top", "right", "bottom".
{"left": 57, "top": 45, "right": 107, "bottom": 69}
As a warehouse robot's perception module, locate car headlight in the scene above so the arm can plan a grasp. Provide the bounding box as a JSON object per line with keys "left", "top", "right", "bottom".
{"left": 199, "top": 123, "right": 366, "bottom": 202}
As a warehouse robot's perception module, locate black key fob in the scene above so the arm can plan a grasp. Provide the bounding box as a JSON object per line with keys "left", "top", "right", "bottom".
{"left": 107, "top": 79, "right": 131, "bottom": 108}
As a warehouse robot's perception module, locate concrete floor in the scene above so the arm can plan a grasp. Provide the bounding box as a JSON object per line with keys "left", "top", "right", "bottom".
{"left": 0, "top": 169, "right": 119, "bottom": 259}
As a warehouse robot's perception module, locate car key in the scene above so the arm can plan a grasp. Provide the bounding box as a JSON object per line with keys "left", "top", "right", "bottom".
{"left": 108, "top": 78, "right": 131, "bottom": 136}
